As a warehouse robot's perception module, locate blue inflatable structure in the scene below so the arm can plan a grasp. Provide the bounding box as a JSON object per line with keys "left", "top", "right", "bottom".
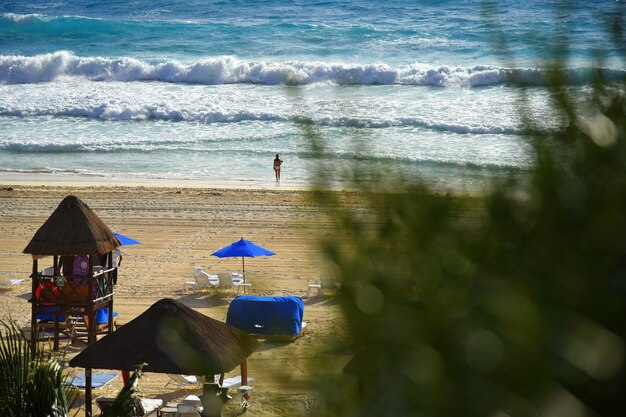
{"left": 37, "top": 307, "right": 117, "bottom": 323}
{"left": 226, "top": 295, "right": 304, "bottom": 336}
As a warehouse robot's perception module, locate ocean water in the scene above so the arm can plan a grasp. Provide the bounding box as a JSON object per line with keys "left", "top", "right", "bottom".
{"left": 0, "top": 0, "right": 622, "bottom": 190}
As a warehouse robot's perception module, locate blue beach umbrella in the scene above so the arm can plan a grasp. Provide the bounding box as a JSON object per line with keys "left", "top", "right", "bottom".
{"left": 211, "top": 238, "right": 275, "bottom": 282}
{"left": 113, "top": 232, "right": 141, "bottom": 246}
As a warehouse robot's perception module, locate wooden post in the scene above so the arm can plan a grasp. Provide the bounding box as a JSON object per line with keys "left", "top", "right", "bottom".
{"left": 85, "top": 255, "right": 95, "bottom": 417}
{"left": 241, "top": 360, "right": 248, "bottom": 385}
{"left": 107, "top": 251, "right": 114, "bottom": 334}
{"left": 51, "top": 255, "right": 60, "bottom": 350}
{"left": 122, "top": 370, "right": 129, "bottom": 385}
{"left": 53, "top": 308, "right": 60, "bottom": 351}
{"left": 87, "top": 255, "right": 96, "bottom": 344}
{"left": 85, "top": 368, "right": 93, "bottom": 417}
{"left": 30, "top": 259, "right": 38, "bottom": 357}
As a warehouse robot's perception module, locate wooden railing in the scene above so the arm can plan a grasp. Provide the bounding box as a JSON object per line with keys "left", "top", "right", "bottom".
{"left": 33, "top": 268, "right": 115, "bottom": 307}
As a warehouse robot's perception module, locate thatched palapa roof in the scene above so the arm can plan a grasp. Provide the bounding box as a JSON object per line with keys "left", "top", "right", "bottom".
{"left": 23, "top": 195, "right": 120, "bottom": 257}
{"left": 69, "top": 298, "right": 260, "bottom": 375}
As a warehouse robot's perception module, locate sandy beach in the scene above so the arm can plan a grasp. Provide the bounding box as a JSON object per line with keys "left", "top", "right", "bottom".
{"left": 0, "top": 181, "right": 354, "bottom": 416}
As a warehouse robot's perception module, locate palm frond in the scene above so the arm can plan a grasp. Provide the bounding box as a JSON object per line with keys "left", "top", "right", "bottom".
{"left": 0, "top": 319, "right": 77, "bottom": 416}
{"left": 103, "top": 366, "right": 144, "bottom": 417}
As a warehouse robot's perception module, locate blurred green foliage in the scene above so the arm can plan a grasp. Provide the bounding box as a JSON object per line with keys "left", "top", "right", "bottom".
{"left": 0, "top": 320, "right": 78, "bottom": 417}
{"left": 102, "top": 367, "right": 143, "bottom": 417}
{"left": 310, "top": 4, "right": 626, "bottom": 417}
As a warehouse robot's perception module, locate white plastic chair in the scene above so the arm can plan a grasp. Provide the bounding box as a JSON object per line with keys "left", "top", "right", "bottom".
{"left": 165, "top": 374, "right": 200, "bottom": 392}
{"left": 231, "top": 273, "right": 252, "bottom": 293}
{"left": 230, "top": 272, "right": 244, "bottom": 284}
{"left": 306, "top": 283, "right": 322, "bottom": 297}
{"left": 206, "top": 273, "right": 220, "bottom": 287}
{"left": 0, "top": 278, "right": 24, "bottom": 290}
{"left": 307, "top": 277, "right": 341, "bottom": 297}
{"left": 185, "top": 267, "right": 201, "bottom": 291}
{"left": 187, "top": 266, "right": 219, "bottom": 291}
{"left": 219, "top": 375, "right": 255, "bottom": 389}
{"left": 177, "top": 403, "right": 202, "bottom": 417}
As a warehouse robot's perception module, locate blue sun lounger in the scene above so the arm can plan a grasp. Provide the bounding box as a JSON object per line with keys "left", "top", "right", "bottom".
{"left": 66, "top": 372, "right": 119, "bottom": 389}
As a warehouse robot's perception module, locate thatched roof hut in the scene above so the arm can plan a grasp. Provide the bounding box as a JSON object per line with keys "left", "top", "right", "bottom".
{"left": 23, "top": 195, "right": 120, "bottom": 257}
{"left": 69, "top": 298, "right": 260, "bottom": 375}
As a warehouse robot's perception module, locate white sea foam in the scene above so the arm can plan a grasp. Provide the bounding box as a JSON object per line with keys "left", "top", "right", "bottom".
{"left": 0, "top": 140, "right": 528, "bottom": 172}
{"left": 1, "top": 51, "right": 619, "bottom": 87}
{"left": 0, "top": 105, "right": 522, "bottom": 134}
{"left": 1, "top": 13, "right": 47, "bottom": 23}
{"left": 1, "top": 12, "right": 103, "bottom": 23}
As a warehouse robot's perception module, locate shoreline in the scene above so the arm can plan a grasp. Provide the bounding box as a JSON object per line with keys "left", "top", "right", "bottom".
{"left": 0, "top": 172, "right": 485, "bottom": 197}
{"left": 0, "top": 172, "right": 313, "bottom": 191}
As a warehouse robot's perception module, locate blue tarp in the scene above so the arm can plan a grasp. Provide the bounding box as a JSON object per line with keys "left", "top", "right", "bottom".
{"left": 37, "top": 307, "right": 117, "bottom": 323}
{"left": 226, "top": 295, "right": 304, "bottom": 336}
{"left": 66, "top": 372, "right": 118, "bottom": 389}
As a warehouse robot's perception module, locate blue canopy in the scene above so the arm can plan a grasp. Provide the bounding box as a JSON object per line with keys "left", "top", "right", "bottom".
{"left": 211, "top": 238, "right": 275, "bottom": 281}
{"left": 211, "top": 238, "right": 275, "bottom": 258}
{"left": 226, "top": 295, "right": 304, "bottom": 336}
{"left": 113, "top": 232, "right": 141, "bottom": 246}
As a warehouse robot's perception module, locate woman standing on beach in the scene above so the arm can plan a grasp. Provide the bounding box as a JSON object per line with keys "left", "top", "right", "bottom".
{"left": 273, "top": 154, "right": 283, "bottom": 181}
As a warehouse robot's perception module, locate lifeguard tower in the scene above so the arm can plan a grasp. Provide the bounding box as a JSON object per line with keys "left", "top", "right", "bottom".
{"left": 23, "top": 195, "right": 121, "bottom": 352}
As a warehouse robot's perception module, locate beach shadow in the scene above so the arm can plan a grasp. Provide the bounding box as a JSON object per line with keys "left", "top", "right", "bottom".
{"left": 158, "top": 388, "right": 201, "bottom": 404}
{"left": 320, "top": 297, "right": 339, "bottom": 306}
{"left": 321, "top": 343, "right": 352, "bottom": 355}
{"left": 254, "top": 340, "right": 291, "bottom": 352}
{"left": 17, "top": 291, "right": 32, "bottom": 301}
{"left": 303, "top": 296, "right": 323, "bottom": 306}
{"left": 303, "top": 296, "right": 338, "bottom": 306}
{"left": 202, "top": 294, "right": 232, "bottom": 307}
{"left": 177, "top": 293, "right": 231, "bottom": 308}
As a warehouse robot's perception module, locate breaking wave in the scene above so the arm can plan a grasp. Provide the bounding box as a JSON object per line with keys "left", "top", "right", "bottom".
{"left": 0, "top": 106, "right": 523, "bottom": 134}
{"left": 1, "top": 51, "right": 622, "bottom": 87}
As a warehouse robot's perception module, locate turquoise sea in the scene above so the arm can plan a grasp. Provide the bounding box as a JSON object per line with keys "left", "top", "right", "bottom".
{"left": 0, "top": 1, "right": 623, "bottom": 189}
